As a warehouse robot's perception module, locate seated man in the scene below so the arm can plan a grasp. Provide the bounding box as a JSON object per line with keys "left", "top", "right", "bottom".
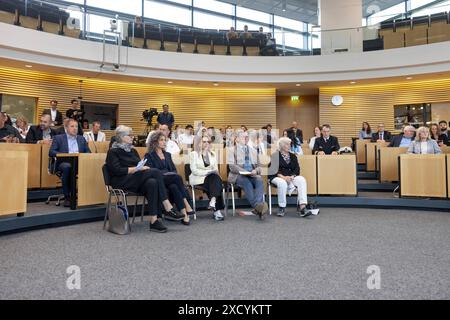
{"left": 371, "top": 123, "right": 392, "bottom": 142}
{"left": 26, "top": 114, "right": 56, "bottom": 144}
{"left": 312, "top": 124, "right": 340, "bottom": 155}
{"left": 240, "top": 25, "right": 252, "bottom": 39}
{"left": 49, "top": 119, "right": 90, "bottom": 207}
{"left": 226, "top": 27, "right": 238, "bottom": 41}
{"left": 389, "top": 125, "right": 415, "bottom": 147}
{"left": 0, "top": 111, "right": 22, "bottom": 143}
{"left": 227, "top": 129, "right": 268, "bottom": 219}
{"left": 83, "top": 120, "right": 106, "bottom": 142}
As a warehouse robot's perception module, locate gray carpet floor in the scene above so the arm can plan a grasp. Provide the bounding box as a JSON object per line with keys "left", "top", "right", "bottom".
{"left": 0, "top": 208, "right": 449, "bottom": 300}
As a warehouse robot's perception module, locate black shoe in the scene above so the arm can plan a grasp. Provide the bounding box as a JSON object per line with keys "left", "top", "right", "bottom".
{"left": 277, "top": 207, "right": 286, "bottom": 217}
{"left": 298, "top": 207, "right": 312, "bottom": 218}
{"left": 150, "top": 219, "right": 167, "bottom": 233}
{"left": 187, "top": 211, "right": 196, "bottom": 216}
{"left": 164, "top": 208, "right": 184, "bottom": 221}
{"left": 181, "top": 219, "right": 191, "bottom": 226}
{"left": 63, "top": 199, "right": 71, "bottom": 207}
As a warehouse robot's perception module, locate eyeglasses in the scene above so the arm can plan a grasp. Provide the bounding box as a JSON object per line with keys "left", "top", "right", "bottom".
{"left": 202, "top": 140, "right": 210, "bottom": 143}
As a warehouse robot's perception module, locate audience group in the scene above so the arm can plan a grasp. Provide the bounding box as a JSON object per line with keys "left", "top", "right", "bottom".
{"left": 2, "top": 100, "right": 449, "bottom": 233}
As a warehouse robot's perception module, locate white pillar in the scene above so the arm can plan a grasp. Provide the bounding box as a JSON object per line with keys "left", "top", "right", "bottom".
{"left": 319, "top": 0, "right": 363, "bottom": 55}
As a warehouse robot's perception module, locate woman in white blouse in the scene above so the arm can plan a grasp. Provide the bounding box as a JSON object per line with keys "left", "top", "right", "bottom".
{"left": 14, "top": 115, "right": 30, "bottom": 140}
{"left": 189, "top": 135, "right": 225, "bottom": 221}
{"left": 308, "top": 126, "right": 322, "bottom": 150}
{"left": 407, "top": 126, "right": 442, "bottom": 154}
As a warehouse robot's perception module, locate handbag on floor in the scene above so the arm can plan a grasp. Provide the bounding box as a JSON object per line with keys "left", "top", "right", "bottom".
{"left": 107, "top": 190, "right": 130, "bottom": 235}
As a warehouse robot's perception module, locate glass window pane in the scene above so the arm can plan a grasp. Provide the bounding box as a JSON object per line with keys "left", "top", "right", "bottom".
{"left": 1, "top": 94, "right": 37, "bottom": 125}
{"left": 61, "top": 0, "right": 85, "bottom": 4}
{"left": 274, "top": 28, "right": 304, "bottom": 48}
{"left": 144, "top": 1, "right": 192, "bottom": 26}
{"left": 86, "top": 0, "right": 142, "bottom": 16}
{"left": 367, "top": 2, "right": 406, "bottom": 25}
{"left": 193, "top": 11, "right": 233, "bottom": 30}
{"left": 411, "top": 0, "right": 450, "bottom": 17}
{"left": 236, "top": 20, "right": 262, "bottom": 32}
{"left": 86, "top": 13, "right": 120, "bottom": 34}
{"left": 193, "top": 0, "right": 234, "bottom": 15}
{"left": 167, "top": 0, "right": 192, "bottom": 5}
{"left": 410, "top": 0, "right": 436, "bottom": 10}
{"left": 236, "top": 6, "right": 271, "bottom": 24}
{"left": 274, "top": 15, "right": 305, "bottom": 32}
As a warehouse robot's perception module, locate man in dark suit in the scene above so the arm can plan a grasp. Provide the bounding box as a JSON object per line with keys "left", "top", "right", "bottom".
{"left": 389, "top": 125, "right": 416, "bottom": 147}
{"left": 42, "top": 99, "right": 63, "bottom": 127}
{"left": 287, "top": 121, "right": 303, "bottom": 151}
{"left": 371, "top": 123, "right": 392, "bottom": 142}
{"left": 26, "top": 114, "right": 56, "bottom": 144}
{"left": 312, "top": 124, "right": 340, "bottom": 155}
{"left": 49, "top": 119, "right": 90, "bottom": 207}
{"left": 156, "top": 104, "right": 175, "bottom": 130}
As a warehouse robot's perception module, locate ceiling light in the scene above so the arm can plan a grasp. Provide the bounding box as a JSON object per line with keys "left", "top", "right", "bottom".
{"left": 350, "top": 81, "right": 356, "bottom": 84}
{"left": 167, "top": 81, "right": 173, "bottom": 84}
{"left": 25, "top": 65, "right": 32, "bottom": 68}
{"left": 295, "top": 83, "right": 301, "bottom": 87}
{"left": 213, "top": 83, "right": 219, "bottom": 86}
{"left": 406, "top": 77, "right": 413, "bottom": 80}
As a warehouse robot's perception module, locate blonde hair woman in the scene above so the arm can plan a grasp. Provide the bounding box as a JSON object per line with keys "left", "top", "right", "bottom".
{"left": 14, "top": 115, "right": 30, "bottom": 140}
{"left": 189, "top": 135, "right": 225, "bottom": 221}
{"left": 407, "top": 126, "right": 442, "bottom": 154}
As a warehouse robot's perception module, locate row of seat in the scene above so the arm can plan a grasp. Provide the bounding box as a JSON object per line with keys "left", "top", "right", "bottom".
{"left": 379, "top": 12, "right": 450, "bottom": 49}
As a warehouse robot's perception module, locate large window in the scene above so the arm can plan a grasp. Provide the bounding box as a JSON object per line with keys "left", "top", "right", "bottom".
{"left": 193, "top": 0, "right": 234, "bottom": 15}
{"left": 0, "top": 94, "right": 37, "bottom": 125}
{"left": 367, "top": 2, "right": 406, "bottom": 25}
{"left": 166, "top": 0, "right": 192, "bottom": 5}
{"left": 144, "top": 1, "right": 192, "bottom": 26}
{"left": 86, "top": 0, "right": 142, "bottom": 16}
{"left": 236, "top": 20, "right": 263, "bottom": 32}
{"left": 410, "top": 0, "right": 450, "bottom": 17}
{"left": 86, "top": 13, "right": 117, "bottom": 34}
{"left": 193, "top": 11, "right": 233, "bottom": 30}
{"left": 274, "top": 15, "right": 306, "bottom": 32}
{"left": 274, "top": 28, "right": 304, "bottom": 49}
{"left": 236, "top": 6, "right": 272, "bottom": 25}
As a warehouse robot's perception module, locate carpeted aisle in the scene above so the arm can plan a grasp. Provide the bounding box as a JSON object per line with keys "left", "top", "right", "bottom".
{"left": 0, "top": 208, "right": 449, "bottom": 300}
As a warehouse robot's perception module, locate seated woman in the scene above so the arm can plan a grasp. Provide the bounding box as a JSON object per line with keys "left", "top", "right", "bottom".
{"left": 268, "top": 137, "right": 311, "bottom": 218}
{"left": 407, "top": 126, "right": 442, "bottom": 154}
{"left": 105, "top": 125, "right": 184, "bottom": 233}
{"left": 359, "top": 122, "right": 372, "bottom": 139}
{"left": 145, "top": 131, "right": 194, "bottom": 225}
{"left": 430, "top": 123, "right": 448, "bottom": 147}
{"left": 308, "top": 126, "right": 322, "bottom": 150}
{"left": 189, "top": 136, "right": 225, "bottom": 221}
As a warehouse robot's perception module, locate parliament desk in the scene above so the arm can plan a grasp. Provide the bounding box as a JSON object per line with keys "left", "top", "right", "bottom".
{"left": 88, "top": 141, "right": 110, "bottom": 153}
{"left": 317, "top": 154, "right": 357, "bottom": 195}
{"left": 441, "top": 146, "right": 450, "bottom": 154}
{"left": 135, "top": 147, "right": 147, "bottom": 159}
{"left": 41, "top": 143, "right": 61, "bottom": 188}
{"left": 0, "top": 143, "right": 41, "bottom": 188}
{"left": 378, "top": 147, "right": 408, "bottom": 182}
{"left": 298, "top": 155, "right": 317, "bottom": 195}
{"left": 356, "top": 139, "right": 370, "bottom": 164}
{"left": 399, "top": 154, "right": 447, "bottom": 198}
{"left": 77, "top": 153, "right": 108, "bottom": 207}
{"left": 365, "top": 142, "right": 389, "bottom": 171}
{"left": 0, "top": 151, "right": 27, "bottom": 216}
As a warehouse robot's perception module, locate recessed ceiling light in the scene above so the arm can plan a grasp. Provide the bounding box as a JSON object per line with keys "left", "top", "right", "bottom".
{"left": 350, "top": 81, "right": 356, "bottom": 84}
{"left": 213, "top": 83, "right": 219, "bottom": 86}
{"left": 25, "top": 65, "right": 32, "bottom": 68}
{"left": 167, "top": 81, "right": 173, "bottom": 84}
{"left": 406, "top": 77, "right": 413, "bottom": 80}
{"left": 295, "top": 83, "right": 301, "bottom": 87}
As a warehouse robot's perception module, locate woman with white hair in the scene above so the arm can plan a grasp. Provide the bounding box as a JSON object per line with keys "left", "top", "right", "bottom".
{"left": 105, "top": 125, "right": 185, "bottom": 233}
{"left": 407, "top": 126, "right": 442, "bottom": 154}
{"left": 268, "top": 137, "right": 311, "bottom": 217}
{"left": 189, "top": 135, "right": 225, "bottom": 221}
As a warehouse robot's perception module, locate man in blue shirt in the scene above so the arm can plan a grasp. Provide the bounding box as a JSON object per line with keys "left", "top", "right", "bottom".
{"left": 389, "top": 125, "right": 416, "bottom": 148}
{"left": 156, "top": 104, "right": 175, "bottom": 130}
{"left": 49, "top": 119, "right": 90, "bottom": 206}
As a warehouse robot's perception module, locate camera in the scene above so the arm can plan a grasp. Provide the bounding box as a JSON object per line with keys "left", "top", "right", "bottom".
{"left": 142, "top": 108, "right": 158, "bottom": 125}
{"left": 110, "top": 19, "right": 118, "bottom": 31}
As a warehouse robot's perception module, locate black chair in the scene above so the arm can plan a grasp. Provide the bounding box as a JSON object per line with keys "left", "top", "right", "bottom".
{"left": 380, "top": 20, "right": 395, "bottom": 30}
{"left": 162, "top": 30, "right": 180, "bottom": 52}
{"left": 430, "top": 12, "right": 448, "bottom": 23}
{"left": 227, "top": 38, "right": 244, "bottom": 55}
{"left": 395, "top": 18, "right": 411, "bottom": 30}
{"left": 45, "top": 157, "right": 65, "bottom": 206}
{"left": 194, "top": 34, "right": 211, "bottom": 54}
{"left": 180, "top": 31, "right": 195, "bottom": 53}
{"left": 363, "top": 38, "right": 384, "bottom": 51}
{"left": 244, "top": 38, "right": 261, "bottom": 56}
{"left": 412, "top": 15, "right": 430, "bottom": 27}
{"left": 102, "top": 164, "right": 147, "bottom": 228}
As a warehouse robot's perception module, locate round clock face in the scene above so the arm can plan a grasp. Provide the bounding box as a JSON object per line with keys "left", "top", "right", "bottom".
{"left": 331, "top": 95, "right": 343, "bottom": 106}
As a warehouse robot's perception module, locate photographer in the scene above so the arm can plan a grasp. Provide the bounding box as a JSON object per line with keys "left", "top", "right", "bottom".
{"left": 66, "top": 99, "right": 84, "bottom": 136}
{"left": 156, "top": 104, "right": 174, "bottom": 130}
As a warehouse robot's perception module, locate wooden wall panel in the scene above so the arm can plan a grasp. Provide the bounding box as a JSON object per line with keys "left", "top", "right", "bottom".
{"left": 0, "top": 66, "right": 276, "bottom": 137}
{"left": 320, "top": 78, "right": 450, "bottom": 147}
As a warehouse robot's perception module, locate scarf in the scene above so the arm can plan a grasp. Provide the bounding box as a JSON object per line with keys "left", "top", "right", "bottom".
{"left": 111, "top": 141, "right": 133, "bottom": 152}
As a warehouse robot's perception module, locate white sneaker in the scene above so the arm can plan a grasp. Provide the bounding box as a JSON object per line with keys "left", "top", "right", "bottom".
{"left": 213, "top": 210, "right": 224, "bottom": 221}
{"left": 208, "top": 198, "right": 216, "bottom": 211}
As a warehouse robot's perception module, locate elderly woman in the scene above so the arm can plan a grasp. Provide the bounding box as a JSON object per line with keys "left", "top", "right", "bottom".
{"left": 105, "top": 126, "right": 184, "bottom": 233}
{"left": 407, "top": 126, "right": 442, "bottom": 154}
{"left": 268, "top": 137, "right": 311, "bottom": 217}
{"left": 189, "top": 135, "right": 225, "bottom": 221}
{"left": 144, "top": 131, "right": 194, "bottom": 225}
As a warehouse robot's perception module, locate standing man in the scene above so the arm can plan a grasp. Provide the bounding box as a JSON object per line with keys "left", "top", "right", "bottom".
{"left": 312, "top": 124, "right": 340, "bottom": 155}
{"left": 42, "top": 99, "right": 63, "bottom": 127}
{"left": 49, "top": 119, "right": 90, "bottom": 207}
{"left": 287, "top": 121, "right": 303, "bottom": 154}
{"left": 66, "top": 99, "right": 84, "bottom": 136}
{"left": 83, "top": 120, "right": 106, "bottom": 142}
{"left": 371, "top": 123, "right": 392, "bottom": 143}
{"left": 25, "top": 114, "right": 56, "bottom": 144}
{"left": 156, "top": 104, "right": 175, "bottom": 130}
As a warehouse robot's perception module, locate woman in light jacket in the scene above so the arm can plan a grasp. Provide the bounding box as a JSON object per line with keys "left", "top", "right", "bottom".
{"left": 189, "top": 135, "right": 225, "bottom": 221}
{"left": 407, "top": 126, "right": 442, "bottom": 154}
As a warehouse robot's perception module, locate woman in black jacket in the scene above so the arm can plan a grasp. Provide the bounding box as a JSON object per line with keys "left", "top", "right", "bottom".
{"left": 105, "top": 126, "right": 184, "bottom": 232}
{"left": 144, "top": 131, "right": 194, "bottom": 225}
{"left": 268, "top": 137, "right": 310, "bottom": 218}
